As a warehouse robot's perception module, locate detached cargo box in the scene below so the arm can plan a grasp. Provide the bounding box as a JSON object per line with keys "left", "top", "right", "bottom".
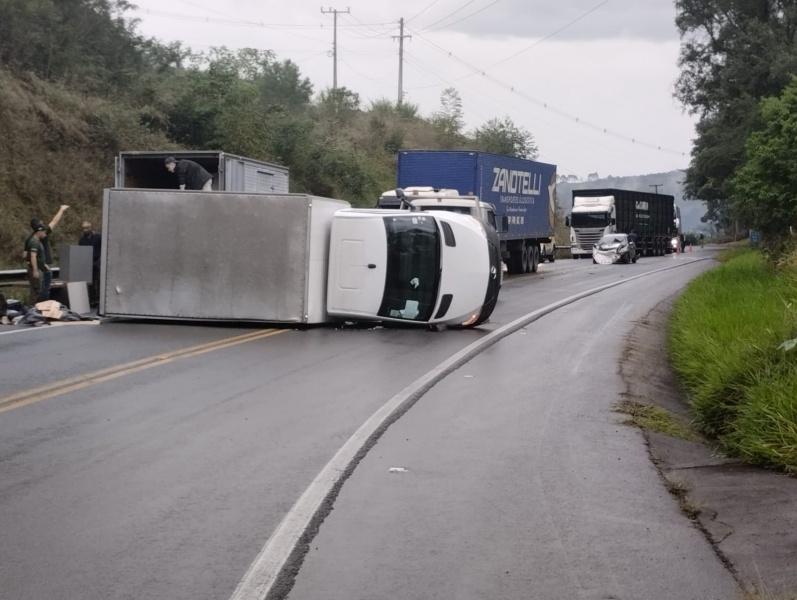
{"left": 100, "top": 189, "right": 348, "bottom": 323}
{"left": 115, "top": 151, "right": 289, "bottom": 193}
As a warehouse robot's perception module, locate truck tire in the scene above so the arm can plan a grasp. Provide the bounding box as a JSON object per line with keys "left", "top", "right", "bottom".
{"left": 530, "top": 245, "right": 539, "bottom": 273}
{"left": 549, "top": 246, "right": 556, "bottom": 263}
{"left": 521, "top": 246, "right": 530, "bottom": 273}
{"left": 469, "top": 291, "right": 499, "bottom": 327}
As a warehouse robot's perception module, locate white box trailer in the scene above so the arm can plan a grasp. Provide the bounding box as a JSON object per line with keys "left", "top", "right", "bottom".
{"left": 100, "top": 189, "right": 345, "bottom": 323}
{"left": 115, "top": 150, "right": 289, "bottom": 193}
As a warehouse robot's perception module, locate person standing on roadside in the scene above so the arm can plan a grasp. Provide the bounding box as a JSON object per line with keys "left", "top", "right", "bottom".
{"left": 79, "top": 221, "right": 102, "bottom": 306}
{"left": 25, "top": 224, "right": 49, "bottom": 305}
{"left": 27, "top": 204, "right": 69, "bottom": 302}
{"left": 164, "top": 156, "right": 213, "bottom": 191}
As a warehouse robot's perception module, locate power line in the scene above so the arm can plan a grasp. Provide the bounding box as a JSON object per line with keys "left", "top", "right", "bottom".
{"left": 420, "top": 0, "right": 481, "bottom": 31}
{"left": 406, "top": 0, "right": 444, "bottom": 23}
{"left": 487, "top": 0, "right": 609, "bottom": 69}
{"left": 409, "top": 30, "right": 688, "bottom": 157}
{"left": 427, "top": 0, "right": 501, "bottom": 31}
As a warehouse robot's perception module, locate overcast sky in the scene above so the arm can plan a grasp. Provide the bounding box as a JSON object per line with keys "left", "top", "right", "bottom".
{"left": 126, "top": 0, "right": 694, "bottom": 178}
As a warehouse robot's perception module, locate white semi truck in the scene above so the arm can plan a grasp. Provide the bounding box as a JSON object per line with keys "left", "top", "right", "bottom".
{"left": 100, "top": 189, "right": 493, "bottom": 328}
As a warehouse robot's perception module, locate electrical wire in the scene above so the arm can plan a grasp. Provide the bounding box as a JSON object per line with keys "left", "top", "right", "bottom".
{"left": 487, "top": 0, "right": 609, "bottom": 69}
{"left": 420, "top": 0, "right": 481, "bottom": 31}
{"left": 409, "top": 29, "right": 688, "bottom": 157}
{"left": 406, "top": 0, "right": 445, "bottom": 23}
{"left": 426, "top": 0, "right": 501, "bottom": 31}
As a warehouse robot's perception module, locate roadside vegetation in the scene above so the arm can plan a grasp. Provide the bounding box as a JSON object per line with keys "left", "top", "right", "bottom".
{"left": 0, "top": 0, "right": 538, "bottom": 269}
{"left": 669, "top": 249, "right": 797, "bottom": 473}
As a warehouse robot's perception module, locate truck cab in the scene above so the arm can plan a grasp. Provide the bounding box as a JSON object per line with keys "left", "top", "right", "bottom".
{"left": 567, "top": 195, "right": 616, "bottom": 258}
{"left": 327, "top": 208, "right": 496, "bottom": 327}
{"left": 376, "top": 187, "right": 503, "bottom": 325}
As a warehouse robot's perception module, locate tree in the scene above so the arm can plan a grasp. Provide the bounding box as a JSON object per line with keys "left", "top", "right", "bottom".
{"left": 731, "top": 77, "right": 797, "bottom": 249}
{"left": 675, "top": 0, "right": 797, "bottom": 223}
{"left": 473, "top": 116, "right": 538, "bottom": 159}
{"left": 259, "top": 59, "right": 313, "bottom": 110}
{"left": 432, "top": 87, "right": 465, "bottom": 143}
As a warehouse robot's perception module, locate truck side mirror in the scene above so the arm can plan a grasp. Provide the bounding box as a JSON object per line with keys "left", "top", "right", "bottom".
{"left": 611, "top": 218, "right": 616, "bottom": 225}
{"left": 565, "top": 216, "right": 570, "bottom": 227}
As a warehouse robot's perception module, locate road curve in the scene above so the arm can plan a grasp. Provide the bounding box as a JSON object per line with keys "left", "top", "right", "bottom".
{"left": 0, "top": 251, "right": 726, "bottom": 600}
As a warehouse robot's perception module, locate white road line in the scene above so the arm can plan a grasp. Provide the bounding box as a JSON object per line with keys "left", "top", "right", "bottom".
{"left": 0, "top": 321, "right": 100, "bottom": 337}
{"left": 229, "top": 256, "right": 713, "bottom": 600}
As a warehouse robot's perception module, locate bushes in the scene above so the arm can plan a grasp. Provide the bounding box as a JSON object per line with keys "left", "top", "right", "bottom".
{"left": 669, "top": 250, "right": 797, "bottom": 472}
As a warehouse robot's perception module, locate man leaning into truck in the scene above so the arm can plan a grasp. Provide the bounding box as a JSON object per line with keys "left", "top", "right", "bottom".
{"left": 164, "top": 157, "right": 213, "bottom": 191}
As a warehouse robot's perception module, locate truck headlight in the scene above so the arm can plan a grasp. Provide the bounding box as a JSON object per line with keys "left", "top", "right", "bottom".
{"left": 461, "top": 312, "right": 480, "bottom": 327}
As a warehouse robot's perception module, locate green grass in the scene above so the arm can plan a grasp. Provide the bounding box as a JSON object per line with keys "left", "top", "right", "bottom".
{"left": 669, "top": 250, "right": 797, "bottom": 473}
{"left": 616, "top": 400, "right": 698, "bottom": 441}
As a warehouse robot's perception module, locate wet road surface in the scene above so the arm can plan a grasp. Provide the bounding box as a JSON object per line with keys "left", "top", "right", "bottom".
{"left": 0, "top": 250, "right": 735, "bottom": 599}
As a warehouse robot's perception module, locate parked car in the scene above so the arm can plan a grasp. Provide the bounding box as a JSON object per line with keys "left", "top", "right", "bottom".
{"left": 592, "top": 233, "right": 638, "bottom": 264}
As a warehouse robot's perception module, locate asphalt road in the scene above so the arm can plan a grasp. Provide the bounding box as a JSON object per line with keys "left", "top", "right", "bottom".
{"left": 0, "top": 249, "right": 736, "bottom": 600}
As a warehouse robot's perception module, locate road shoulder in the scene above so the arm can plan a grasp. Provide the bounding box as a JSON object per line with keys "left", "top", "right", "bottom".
{"left": 620, "top": 294, "right": 797, "bottom": 599}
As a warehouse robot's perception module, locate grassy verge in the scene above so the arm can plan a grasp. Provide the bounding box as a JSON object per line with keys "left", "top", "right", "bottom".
{"left": 668, "top": 249, "right": 797, "bottom": 473}
{"left": 615, "top": 400, "right": 698, "bottom": 441}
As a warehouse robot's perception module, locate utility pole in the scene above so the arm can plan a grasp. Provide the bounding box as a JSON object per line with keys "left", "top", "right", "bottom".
{"left": 321, "top": 6, "right": 350, "bottom": 90}
{"left": 649, "top": 184, "right": 663, "bottom": 194}
{"left": 392, "top": 18, "right": 411, "bottom": 106}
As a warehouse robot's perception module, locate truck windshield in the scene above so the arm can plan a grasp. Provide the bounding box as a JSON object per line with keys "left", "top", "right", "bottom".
{"left": 378, "top": 215, "right": 441, "bottom": 321}
{"left": 572, "top": 212, "right": 609, "bottom": 228}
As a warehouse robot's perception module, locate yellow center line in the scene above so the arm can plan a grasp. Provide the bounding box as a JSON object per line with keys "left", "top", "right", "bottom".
{"left": 0, "top": 329, "right": 286, "bottom": 415}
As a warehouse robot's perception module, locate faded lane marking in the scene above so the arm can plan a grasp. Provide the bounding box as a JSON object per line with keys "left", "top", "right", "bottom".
{"left": 0, "top": 329, "right": 285, "bottom": 414}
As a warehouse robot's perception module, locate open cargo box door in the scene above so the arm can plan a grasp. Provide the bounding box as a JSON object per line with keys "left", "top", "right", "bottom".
{"left": 116, "top": 152, "right": 221, "bottom": 190}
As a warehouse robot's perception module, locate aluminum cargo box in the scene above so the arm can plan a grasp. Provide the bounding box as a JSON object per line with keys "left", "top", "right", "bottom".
{"left": 100, "top": 189, "right": 349, "bottom": 323}
{"left": 115, "top": 151, "right": 290, "bottom": 193}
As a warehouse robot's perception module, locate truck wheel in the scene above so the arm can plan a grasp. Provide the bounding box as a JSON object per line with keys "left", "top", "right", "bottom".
{"left": 530, "top": 245, "right": 539, "bottom": 273}
{"left": 549, "top": 246, "right": 556, "bottom": 263}
{"left": 521, "top": 246, "right": 530, "bottom": 273}
{"left": 469, "top": 292, "right": 499, "bottom": 327}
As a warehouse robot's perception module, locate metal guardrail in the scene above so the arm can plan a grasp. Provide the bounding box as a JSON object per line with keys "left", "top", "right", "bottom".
{"left": 0, "top": 267, "right": 59, "bottom": 285}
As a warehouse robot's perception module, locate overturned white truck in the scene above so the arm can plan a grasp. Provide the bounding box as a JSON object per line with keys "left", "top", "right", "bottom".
{"left": 99, "top": 189, "right": 497, "bottom": 327}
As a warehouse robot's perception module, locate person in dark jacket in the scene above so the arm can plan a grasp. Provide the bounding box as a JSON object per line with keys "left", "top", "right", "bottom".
{"left": 79, "top": 221, "right": 102, "bottom": 306}
{"left": 26, "top": 204, "right": 69, "bottom": 302}
{"left": 164, "top": 156, "right": 213, "bottom": 191}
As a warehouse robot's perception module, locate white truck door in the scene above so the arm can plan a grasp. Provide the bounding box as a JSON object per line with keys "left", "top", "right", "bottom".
{"left": 327, "top": 216, "right": 387, "bottom": 315}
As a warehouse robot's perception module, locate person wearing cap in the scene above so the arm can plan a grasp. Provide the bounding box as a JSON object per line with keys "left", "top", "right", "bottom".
{"left": 25, "top": 224, "right": 50, "bottom": 305}
{"left": 164, "top": 157, "right": 213, "bottom": 191}
{"left": 25, "top": 204, "right": 69, "bottom": 302}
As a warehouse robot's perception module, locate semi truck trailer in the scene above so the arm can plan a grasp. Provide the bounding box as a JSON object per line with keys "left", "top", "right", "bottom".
{"left": 566, "top": 188, "right": 676, "bottom": 258}
{"left": 99, "top": 189, "right": 493, "bottom": 327}
{"left": 382, "top": 150, "right": 557, "bottom": 274}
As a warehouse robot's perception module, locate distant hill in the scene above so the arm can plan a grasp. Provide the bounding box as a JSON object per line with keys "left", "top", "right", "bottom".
{"left": 556, "top": 171, "right": 709, "bottom": 233}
